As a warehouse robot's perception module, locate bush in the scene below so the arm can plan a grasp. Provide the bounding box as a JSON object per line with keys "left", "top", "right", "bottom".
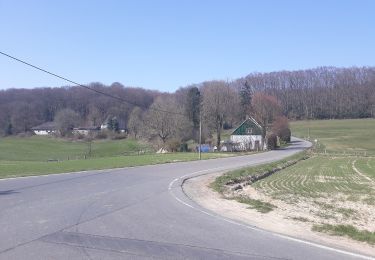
{"left": 272, "top": 116, "right": 291, "bottom": 142}
{"left": 166, "top": 139, "right": 180, "bottom": 152}
{"left": 279, "top": 127, "right": 291, "bottom": 142}
{"left": 16, "top": 131, "right": 34, "bottom": 138}
{"left": 110, "top": 132, "right": 127, "bottom": 140}
{"left": 74, "top": 133, "right": 85, "bottom": 140}
{"left": 179, "top": 143, "right": 189, "bottom": 152}
{"left": 267, "top": 133, "right": 278, "bottom": 150}
{"left": 94, "top": 131, "right": 108, "bottom": 139}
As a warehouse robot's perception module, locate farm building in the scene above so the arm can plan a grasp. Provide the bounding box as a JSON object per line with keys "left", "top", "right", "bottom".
{"left": 72, "top": 126, "right": 100, "bottom": 136}
{"left": 230, "top": 117, "right": 265, "bottom": 151}
{"left": 31, "top": 122, "right": 57, "bottom": 135}
{"left": 100, "top": 118, "right": 127, "bottom": 133}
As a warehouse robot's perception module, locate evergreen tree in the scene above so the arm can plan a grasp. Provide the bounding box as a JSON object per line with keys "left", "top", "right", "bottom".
{"left": 239, "top": 81, "right": 253, "bottom": 119}
{"left": 5, "top": 122, "right": 12, "bottom": 136}
{"left": 185, "top": 87, "right": 201, "bottom": 141}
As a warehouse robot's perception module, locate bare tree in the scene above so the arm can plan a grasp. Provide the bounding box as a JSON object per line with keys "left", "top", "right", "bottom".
{"left": 272, "top": 115, "right": 291, "bottom": 142}
{"left": 127, "top": 107, "right": 143, "bottom": 139}
{"left": 202, "top": 81, "right": 238, "bottom": 148}
{"left": 145, "top": 96, "right": 179, "bottom": 145}
{"left": 252, "top": 92, "right": 282, "bottom": 145}
{"left": 10, "top": 102, "right": 41, "bottom": 133}
{"left": 54, "top": 108, "right": 80, "bottom": 136}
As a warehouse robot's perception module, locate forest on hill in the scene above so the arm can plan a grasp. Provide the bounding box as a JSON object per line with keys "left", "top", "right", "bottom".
{"left": 0, "top": 66, "right": 374, "bottom": 145}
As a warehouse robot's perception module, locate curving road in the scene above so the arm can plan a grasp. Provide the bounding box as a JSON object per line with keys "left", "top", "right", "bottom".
{"left": 0, "top": 139, "right": 372, "bottom": 260}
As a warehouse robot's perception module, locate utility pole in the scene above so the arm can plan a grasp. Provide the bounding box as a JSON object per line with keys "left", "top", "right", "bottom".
{"left": 199, "top": 112, "right": 202, "bottom": 160}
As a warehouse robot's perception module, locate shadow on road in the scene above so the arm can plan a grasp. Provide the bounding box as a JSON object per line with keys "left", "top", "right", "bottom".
{"left": 0, "top": 190, "right": 19, "bottom": 195}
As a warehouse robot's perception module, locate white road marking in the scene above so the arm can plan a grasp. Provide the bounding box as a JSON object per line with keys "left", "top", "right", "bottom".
{"left": 168, "top": 166, "right": 228, "bottom": 190}
{"left": 169, "top": 169, "right": 375, "bottom": 260}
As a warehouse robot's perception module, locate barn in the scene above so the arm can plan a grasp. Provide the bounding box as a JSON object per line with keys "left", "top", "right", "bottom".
{"left": 230, "top": 117, "right": 265, "bottom": 151}
{"left": 31, "top": 122, "right": 57, "bottom": 136}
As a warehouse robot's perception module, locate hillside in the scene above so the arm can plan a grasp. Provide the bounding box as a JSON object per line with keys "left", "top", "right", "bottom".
{"left": 1, "top": 66, "right": 374, "bottom": 138}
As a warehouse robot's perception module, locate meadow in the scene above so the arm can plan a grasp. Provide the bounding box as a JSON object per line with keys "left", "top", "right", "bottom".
{"left": 291, "top": 118, "right": 375, "bottom": 155}
{"left": 0, "top": 136, "right": 149, "bottom": 161}
{"left": 0, "top": 136, "right": 241, "bottom": 179}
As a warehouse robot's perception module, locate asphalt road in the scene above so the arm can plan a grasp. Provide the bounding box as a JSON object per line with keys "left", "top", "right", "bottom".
{"left": 0, "top": 139, "right": 372, "bottom": 260}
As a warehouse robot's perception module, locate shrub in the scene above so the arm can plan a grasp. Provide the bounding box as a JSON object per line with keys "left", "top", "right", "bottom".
{"left": 279, "top": 127, "right": 291, "bottom": 142}
{"left": 110, "top": 132, "right": 128, "bottom": 140}
{"left": 179, "top": 143, "right": 189, "bottom": 152}
{"left": 16, "top": 131, "right": 34, "bottom": 138}
{"left": 74, "top": 133, "right": 85, "bottom": 140}
{"left": 267, "top": 133, "right": 278, "bottom": 150}
{"left": 94, "top": 131, "right": 108, "bottom": 139}
{"left": 272, "top": 116, "right": 291, "bottom": 142}
{"left": 166, "top": 139, "right": 180, "bottom": 152}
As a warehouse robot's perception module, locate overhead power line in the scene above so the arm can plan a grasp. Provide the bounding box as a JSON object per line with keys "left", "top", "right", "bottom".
{"left": 0, "top": 50, "right": 186, "bottom": 116}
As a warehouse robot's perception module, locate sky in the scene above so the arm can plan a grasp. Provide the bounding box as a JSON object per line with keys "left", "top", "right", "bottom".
{"left": 0, "top": 0, "right": 374, "bottom": 92}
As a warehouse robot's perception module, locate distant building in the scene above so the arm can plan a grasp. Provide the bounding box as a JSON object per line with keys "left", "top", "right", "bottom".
{"left": 31, "top": 122, "right": 58, "bottom": 136}
{"left": 100, "top": 118, "right": 127, "bottom": 133}
{"left": 230, "top": 117, "right": 265, "bottom": 151}
{"left": 72, "top": 126, "right": 100, "bottom": 136}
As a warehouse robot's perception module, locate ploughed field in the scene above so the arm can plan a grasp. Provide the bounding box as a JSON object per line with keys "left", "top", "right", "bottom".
{"left": 255, "top": 156, "right": 375, "bottom": 202}
{"left": 249, "top": 155, "right": 375, "bottom": 244}
{"left": 213, "top": 119, "right": 375, "bottom": 245}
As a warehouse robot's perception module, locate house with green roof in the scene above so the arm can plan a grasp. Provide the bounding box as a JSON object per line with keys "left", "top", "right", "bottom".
{"left": 230, "top": 117, "right": 265, "bottom": 151}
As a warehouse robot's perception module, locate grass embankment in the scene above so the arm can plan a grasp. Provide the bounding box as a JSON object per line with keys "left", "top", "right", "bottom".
{"left": 211, "top": 151, "right": 309, "bottom": 213}
{"left": 312, "top": 224, "right": 375, "bottom": 245}
{"left": 0, "top": 152, "right": 236, "bottom": 179}
{"left": 231, "top": 196, "right": 276, "bottom": 213}
{"left": 212, "top": 118, "right": 375, "bottom": 244}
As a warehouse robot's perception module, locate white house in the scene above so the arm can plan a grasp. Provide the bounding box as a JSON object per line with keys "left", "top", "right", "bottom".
{"left": 31, "top": 122, "right": 58, "bottom": 136}
{"left": 230, "top": 117, "right": 265, "bottom": 151}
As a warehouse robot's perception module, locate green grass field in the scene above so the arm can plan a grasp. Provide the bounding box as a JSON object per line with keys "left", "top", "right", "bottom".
{"left": 0, "top": 136, "right": 148, "bottom": 161}
{"left": 291, "top": 118, "right": 375, "bottom": 155}
{"left": 356, "top": 158, "right": 375, "bottom": 178}
{"left": 0, "top": 135, "right": 246, "bottom": 179}
{"left": 0, "top": 152, "right": 236, "bottom": 179}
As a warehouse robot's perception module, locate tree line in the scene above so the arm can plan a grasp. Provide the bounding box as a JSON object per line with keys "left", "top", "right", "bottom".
{"left": 239, "top": 66, "right": 375, "bottom": 119}
{"left": 0, "top": 66, "right": 374, "bottom": 147}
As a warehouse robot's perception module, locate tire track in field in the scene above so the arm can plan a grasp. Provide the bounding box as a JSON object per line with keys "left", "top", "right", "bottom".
{"left": 352, "top": 160, "right": 375, "bottom": 189}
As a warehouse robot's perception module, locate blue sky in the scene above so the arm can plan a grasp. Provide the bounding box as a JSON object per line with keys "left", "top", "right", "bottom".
{"left": 1, "top": 0, "right": 374, "bottom": 92}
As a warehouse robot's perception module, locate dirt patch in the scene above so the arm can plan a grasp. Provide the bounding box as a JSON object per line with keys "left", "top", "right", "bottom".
{"left": 183, "top": 173, "right": 375, "bottom": 257}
